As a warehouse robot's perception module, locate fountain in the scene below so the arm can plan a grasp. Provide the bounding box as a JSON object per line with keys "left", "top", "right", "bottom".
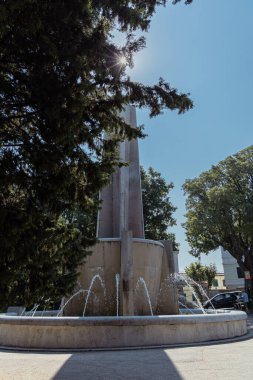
{"left": 0, "top": 106, "right": 247, "bottom": 350}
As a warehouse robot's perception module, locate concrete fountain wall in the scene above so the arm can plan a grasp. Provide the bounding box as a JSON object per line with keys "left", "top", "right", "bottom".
{"left": 64, "top": 238, "right": 178, "bottom": 316}
{"left": 0, "top": 312, "right": 247, "bottom": 350}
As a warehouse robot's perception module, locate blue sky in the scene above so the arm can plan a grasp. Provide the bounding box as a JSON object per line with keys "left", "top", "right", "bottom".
{"left": 127, "top": 0, "right": 253, "bottom": 271}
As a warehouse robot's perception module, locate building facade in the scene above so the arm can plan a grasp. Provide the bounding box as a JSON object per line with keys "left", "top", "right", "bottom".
{"left": 221, "top": 247, "right": 244, "bottom": 290}
{"left": 210, "top": 272, "right": 226, "bottom": 291}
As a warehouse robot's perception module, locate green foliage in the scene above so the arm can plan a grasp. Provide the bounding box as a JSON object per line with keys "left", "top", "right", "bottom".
{"left": 0, "top": 209, "right": 88, "bottom": 308}
{"left": 183, "top": 146, "right": 253, "bottom": 278}
{"left": 203, "top": 263, "right": 217, "bottom": 289}
{"left": 185, "top": 262, "right": 217, "bottom": 290}
{"left": 185, "top": 262, "right": 205, "bottom": 282}
{"left": 141, "top": 167, "right": 178, "bottom": 247}
{"left": 0, "top": 0, "right": 192, "bottom": 309}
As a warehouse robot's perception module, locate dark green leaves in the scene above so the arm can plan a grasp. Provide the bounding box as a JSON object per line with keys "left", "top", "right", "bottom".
{"left": 183, "top": 146, "right": 253, "bottom": 276}
{"left": 141, "top": 167, "right": 177, "bottom": 245}
{"left": 0, "top": 0, "right": 192, "bottom": 309}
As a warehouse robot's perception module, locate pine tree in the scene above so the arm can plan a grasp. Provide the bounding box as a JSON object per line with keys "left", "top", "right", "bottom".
{"left": 0, "top": 1, "right": 192, "bottom": 309}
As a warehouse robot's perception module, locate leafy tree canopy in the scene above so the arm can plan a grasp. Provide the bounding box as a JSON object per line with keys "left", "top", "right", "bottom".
{"left": 185, "top": 262, "right": 217, "bottom": 289}
{"left": 183, "top": 146, "right": 253, "bottom": 281}
{"left": 141, "top": 166, "right": 177, "bottom": 247}
{"left": 185, "top": 262, "right": 217, "bottom": 303}
{"left": 185, "top": 262, "right": 205, "bottom": 283}
{"left": 0, "top": 0, "right": 192, "bottom": 309}
{"left": 204, "top": 263, "right": 217, "bottom": 289}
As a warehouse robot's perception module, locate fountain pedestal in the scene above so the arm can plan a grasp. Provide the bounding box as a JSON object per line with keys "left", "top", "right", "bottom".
{"left": 65, "top": 105, "right": 179, "bottom": 316}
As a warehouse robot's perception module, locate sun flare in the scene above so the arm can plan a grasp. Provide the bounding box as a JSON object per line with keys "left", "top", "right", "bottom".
{"left": 118, "top": 55, "right": 127, "bottom": 66}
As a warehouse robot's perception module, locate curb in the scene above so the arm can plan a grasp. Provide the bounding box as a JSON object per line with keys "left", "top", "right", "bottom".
{"left": 0, "top": 328, "right": 252, "bottom": 353}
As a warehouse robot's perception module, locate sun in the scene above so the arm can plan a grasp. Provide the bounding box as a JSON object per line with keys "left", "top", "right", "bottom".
{"left": 118, "top": 55, "right": 127, "bottom": 66}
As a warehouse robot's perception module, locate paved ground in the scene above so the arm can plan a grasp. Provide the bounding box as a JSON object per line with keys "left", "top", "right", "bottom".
{"left": 0, "top": 314, "right": 253, "bottom": 380}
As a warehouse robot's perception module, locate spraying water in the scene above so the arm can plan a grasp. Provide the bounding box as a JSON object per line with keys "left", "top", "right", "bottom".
{"left": 57, "top": 289, "right": 87, "bottom": 317}
{"left": 30, "top": 304, "right": 40, "bottom": 317}
{"left": 169, "top": 273, "right": 206, "bottom": 314}
{"left": 115, "top": 273, "right": 120, "bottom": 316}
{"left": 184, "top": 275, "right": 217, "bottom": 313}
{"left": 83, "top": 274, "right": 106, "bottom": 316}
{"left": 178, "top": 301, "right": 195, "bottom": 314}
{"left": 135, "top": 277, "right": 153, "bottom": 316}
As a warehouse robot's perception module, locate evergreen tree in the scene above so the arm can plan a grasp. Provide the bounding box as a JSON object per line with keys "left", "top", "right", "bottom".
{"left": 0, "top": 0, "right": 192, "bottom": 309}
{"left": 141, "top": 167, "right": 178, "bottom": 247}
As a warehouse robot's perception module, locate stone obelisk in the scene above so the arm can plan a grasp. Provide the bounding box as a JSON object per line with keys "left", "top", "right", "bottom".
{"left": 97, "top": 105, "right": 144, "bottom": 239}
{"left": 97, "top": 105, "right": 144, "bottom": 315}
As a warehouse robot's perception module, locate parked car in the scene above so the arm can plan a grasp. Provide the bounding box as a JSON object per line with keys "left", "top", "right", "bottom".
{"left": 203, "top": 291, "right": 241, "bottom": 310}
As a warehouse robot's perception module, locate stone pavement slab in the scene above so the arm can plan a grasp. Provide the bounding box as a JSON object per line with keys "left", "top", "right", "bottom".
{"left": 0, "top": 335, "right": 253, "bottom": 380}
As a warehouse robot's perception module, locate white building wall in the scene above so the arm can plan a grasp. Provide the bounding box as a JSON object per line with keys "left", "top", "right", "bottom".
{"left": 221, "top": 247, "right": 244, "bottom": 289}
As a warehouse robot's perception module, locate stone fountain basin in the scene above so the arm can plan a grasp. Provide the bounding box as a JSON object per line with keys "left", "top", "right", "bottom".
{"left": 0, "top": 311, "right": 247, "bottom": 350}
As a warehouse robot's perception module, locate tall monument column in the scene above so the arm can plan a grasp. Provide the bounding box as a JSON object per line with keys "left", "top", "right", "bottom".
{"left": 97, "top": 105, "right": 144, "bottom": 315}
{"left": 97, "top": 105, "right": 144, "bottom": 239}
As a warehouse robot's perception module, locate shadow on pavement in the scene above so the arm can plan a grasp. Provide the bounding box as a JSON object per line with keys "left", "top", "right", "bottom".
{"left": 52, "top": 349, "right": 183, "bottom": 380}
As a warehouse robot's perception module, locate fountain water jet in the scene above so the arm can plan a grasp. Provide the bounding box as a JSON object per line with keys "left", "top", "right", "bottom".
{"left": 135, "top": 277, "right": 153, "bottom": 316}
{"left": 115, "top": 273, "right": 120, "bottom": 317}
{"left": 171, "top": 273, "right": 206, "bottom": 314}
{"left": 57, "top": 290, "right": 87, "bottom": 317}
{"left": 82, "top": 274, "right": 105, "bottom": 316}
